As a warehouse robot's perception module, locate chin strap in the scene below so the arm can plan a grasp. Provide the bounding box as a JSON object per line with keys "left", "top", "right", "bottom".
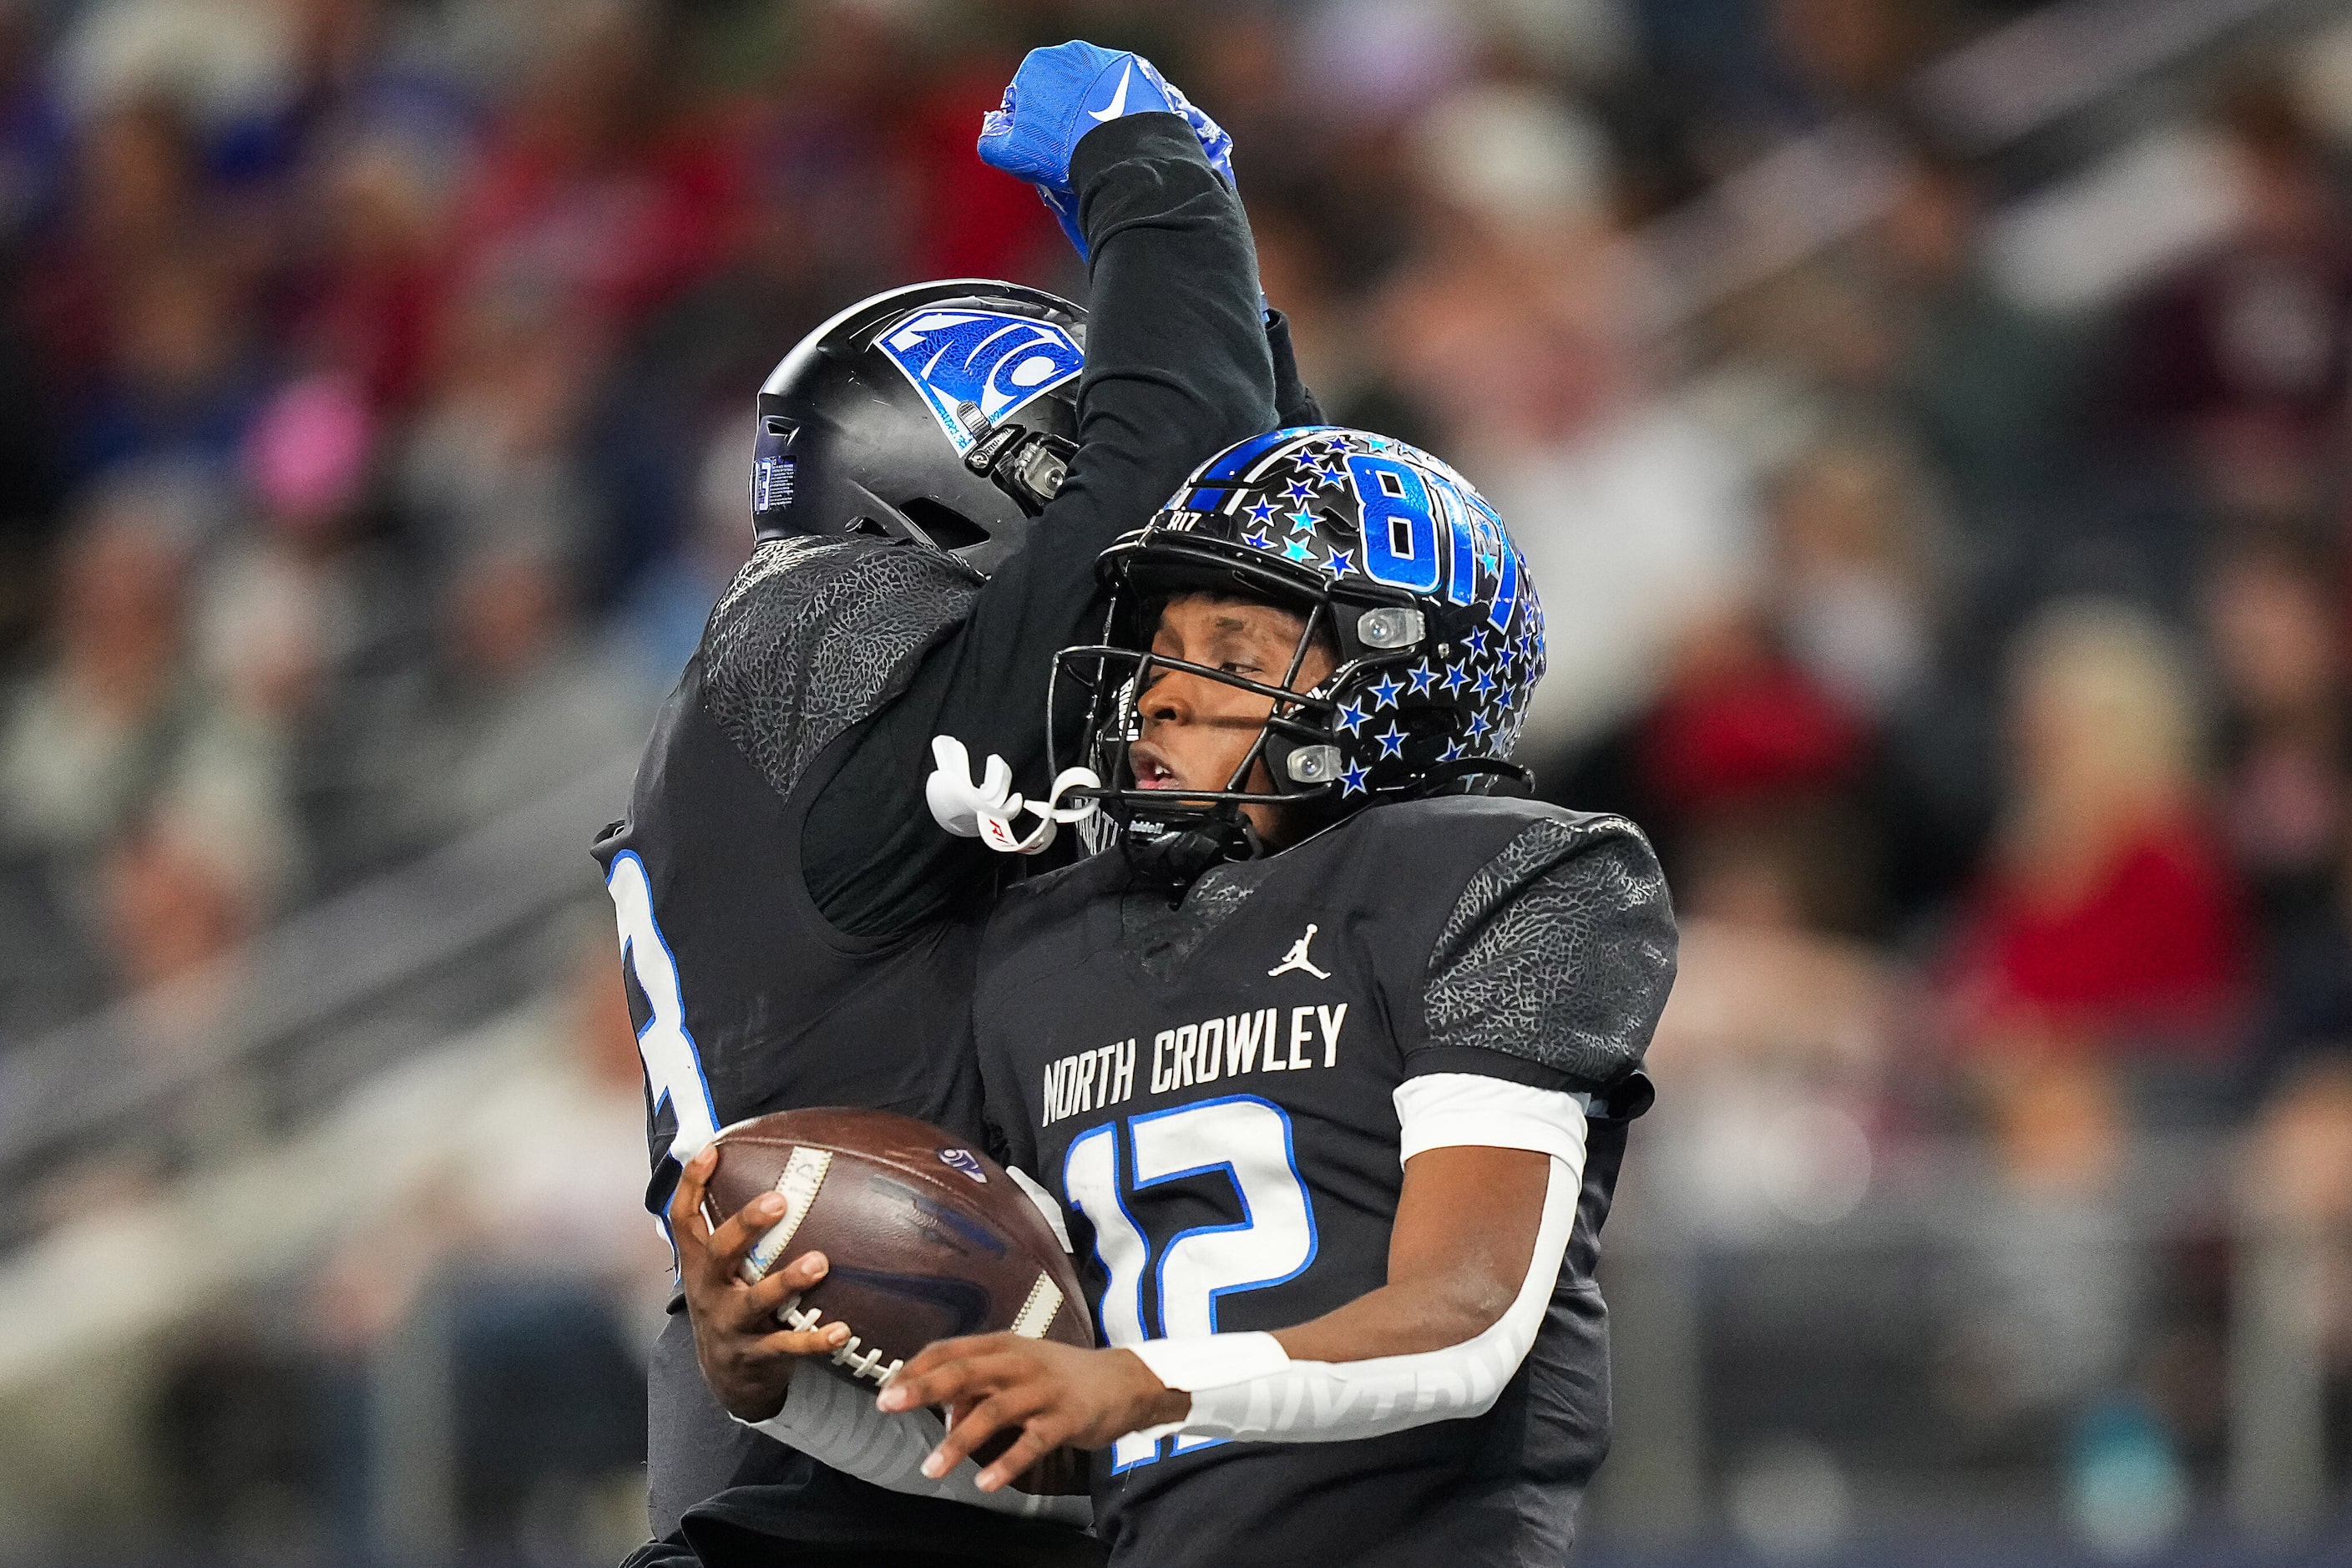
{"left": 926, "top": 736, "right": 1100, "bottom": 855}
{"left": 1119, "top": 809, "right": 1260, "bottom": 893}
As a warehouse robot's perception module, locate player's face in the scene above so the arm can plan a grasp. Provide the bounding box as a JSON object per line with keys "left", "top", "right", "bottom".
{"left": 1135, "top": 593, "right": 1336, "bottom": 845}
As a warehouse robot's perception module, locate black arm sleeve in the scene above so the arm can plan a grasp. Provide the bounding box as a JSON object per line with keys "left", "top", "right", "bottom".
{"left": 803, "top": 114, "right": 1277, "bottom": 937}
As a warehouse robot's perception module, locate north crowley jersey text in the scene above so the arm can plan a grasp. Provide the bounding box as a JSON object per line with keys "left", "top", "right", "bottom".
{"left": 1039, "top": 1004, "right": 1349, "bottom": 1127}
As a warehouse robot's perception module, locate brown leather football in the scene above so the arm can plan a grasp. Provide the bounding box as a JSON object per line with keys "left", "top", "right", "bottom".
{"left": 702, "top": 1107, "right": 1094, "bottom": 1388}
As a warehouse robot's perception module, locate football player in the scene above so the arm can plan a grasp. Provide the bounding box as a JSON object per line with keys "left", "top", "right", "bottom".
{"left": 738, "top": 428, "right": 1677, "bottom": 1565}
{"left": 594, "top": 43, "right": 1321, "bottom": 1568}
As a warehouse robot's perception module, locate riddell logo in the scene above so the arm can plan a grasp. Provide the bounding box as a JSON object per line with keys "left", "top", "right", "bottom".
{"left": 938, "top": 1148, "right": 989, "bottom": 1183}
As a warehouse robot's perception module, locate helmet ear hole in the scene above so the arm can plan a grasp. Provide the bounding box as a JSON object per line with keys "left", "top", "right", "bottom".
{"left": 899, "top": 498, "right": 991, "bottom": 553}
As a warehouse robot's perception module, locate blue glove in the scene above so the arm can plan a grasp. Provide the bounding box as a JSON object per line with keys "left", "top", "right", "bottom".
{"left": 978, "top": 41, "right": 1237, "bottom": 260}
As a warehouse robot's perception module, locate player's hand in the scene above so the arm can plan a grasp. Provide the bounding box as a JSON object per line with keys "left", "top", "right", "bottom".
{"left": 976, "top": 41, "right": 1235, "bottom": 260}
{"left": 877, "top": 1333, "right": 1190, "bottom": 1492}
{"left": 669, "top": 1144, "right": 852, "bottom": 1423}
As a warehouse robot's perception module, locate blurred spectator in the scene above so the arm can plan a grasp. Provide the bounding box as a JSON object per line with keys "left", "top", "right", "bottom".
{"left": 0, "top": 484, "right": 195, "bottom": 862}
{"left": 1769, "top": 434, "right": 1939, "bottom": 719}
{"left": 397, "top": 283, "right": 596, "bottom": 570}
{"left": 0, "top": 478, "right": 221, "bottom": 1034}
{"left": 198, "top": 372, "right": 424, "bottom": 887}
{"left": 397, "top": 540, "right": 645, "bottom": 840}
{"left": 1651, "top": 805, "right": 1899, "bottom": 1090}
{"left": 18, "top": 94, "right": 206, "bottom": 412}
{"left": 1940, "top": 600, "right": 2249, "bottom": 1064}
{"left": 2248, "top": 807, "right": 2352, "bottom": 1109}
{"left": 78, "top": 250, "right": 262, "bottom": 477}
{"left": 99, "top": 802, "right": 263, "bottom": 996}
{"left": 442, "top": 3, "right": 731, "bottom": 337}
{"left": 2240, "top": 1045, "right": 2352, "bottom": 1459}
{"left": 2203, "top": 531, "right": 2349, "bottom": 936}
{"left": 286, "top": 133, "right": 454, "bottom": 415}
{"left": 1875, "top": 154, "right": 2088, "bottom": 524}
{"left": 2107, "top": 76, "right": 2352, "bottom": 528}
{"left": 1632, "top": 604, "right": 1870, "bottom": 831}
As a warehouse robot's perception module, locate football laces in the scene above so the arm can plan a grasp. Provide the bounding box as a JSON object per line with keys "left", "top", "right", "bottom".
{"left": 782, "top": 1300, "right": 905, "bottom": 1385}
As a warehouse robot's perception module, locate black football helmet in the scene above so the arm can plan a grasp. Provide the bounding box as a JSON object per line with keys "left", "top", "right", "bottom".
{"left": 1054, "top": 425, "right": 1548, "bottom": 873}
{"left": 751, "top": 280, "right": 1085, "bottom": 575}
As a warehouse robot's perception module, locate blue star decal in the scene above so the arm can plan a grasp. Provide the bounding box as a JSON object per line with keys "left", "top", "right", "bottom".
{"left": 1495, "top": 684, "right": 1515, "bottom": 709}
{"left": 1339, "top": 761, "right": 1371, "bottom": 796}
{"left": 1283, "top": 478, "right": 1316, "bottom": 507}
{"left": 1325, "top": 547, "right": 1355, "bottom": 578}
{"left": 1375, "top": 721, "right": 1407, "bottom": 759}
{"left": 1336, "top": 701, "right": 1369, "bottom": 735}
{"left": 1442, "top": 662, "right": 1471, "bottom": 695}
{"left": 1477, "top": 550, "right": 1498, "bottom": 574}
{"left": 1465, "top": 629, "right": 1490, "bottom": 655}
{"left": 1242, "top": 528, "right": 1272, "bottom": 549}
{"left": 1474, "top": 669, "right": 1496, "bottom": 698}
{"left": 1246, "top": 498, "right": 1278, "bottom": 525}
{"left": 1281, "top": 535, "right": 1316, "bottom": 564}
{"left": 1288, "top": 508, "right": 1318, "bottom": 533}
{"left": 1439, "top": 737, "right": 1464, "bottom": 762}
{"left": 1467, "top": 711, "right": 1492, "bottom": 743}
{"left": 1407, "top": 661, "right": 1439, "bottom": 696}
{"left": 1368, "top": 672, "right": 1404, "bottom": 710}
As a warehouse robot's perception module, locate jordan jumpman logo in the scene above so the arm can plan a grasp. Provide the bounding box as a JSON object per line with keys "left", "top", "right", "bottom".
{"left": 1267, "top": 923, "right": 1332, "bottom": 980}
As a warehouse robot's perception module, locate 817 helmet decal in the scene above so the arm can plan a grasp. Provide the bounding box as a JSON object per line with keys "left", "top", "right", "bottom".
{"left": 1054, "top": 425, "right": 1547, "bottom": 870}
{"left": 750, "top": 279, "right": 1085, "bottom": 577}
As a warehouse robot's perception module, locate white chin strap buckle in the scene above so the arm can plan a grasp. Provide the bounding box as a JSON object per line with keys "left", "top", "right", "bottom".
{"left": 926, "top": 736, "right": 1101, "bottom": 856}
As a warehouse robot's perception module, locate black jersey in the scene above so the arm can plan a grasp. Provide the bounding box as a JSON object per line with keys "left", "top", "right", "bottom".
{"left": 592, "top": 116, "right": 1304, "bottom": 1560}
{"left": 974, "top": 797, "right": 1675, "bottom": 1568}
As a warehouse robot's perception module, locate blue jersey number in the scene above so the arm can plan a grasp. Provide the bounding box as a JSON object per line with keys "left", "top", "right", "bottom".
{"left": 1061, "top": 1095, "right": 1318, "bottom": 1469}
{"left": 605, "top": 851, "right": 719, "bottom": 1206}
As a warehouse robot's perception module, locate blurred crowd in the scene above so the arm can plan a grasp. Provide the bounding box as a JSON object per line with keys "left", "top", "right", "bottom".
{"left": 3, "top": 0, "right": 2352, "bottom": 1555}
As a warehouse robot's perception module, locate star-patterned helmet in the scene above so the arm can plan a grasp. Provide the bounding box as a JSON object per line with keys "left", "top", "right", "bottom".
{"left": 1054, "top": 425, "right": 1546, "bottom": 864}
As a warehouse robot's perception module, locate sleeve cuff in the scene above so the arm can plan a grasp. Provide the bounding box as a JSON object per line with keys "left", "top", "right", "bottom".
{"left": 1070, "top": 111, "right": 1211, "bottom": 230}
{"left": 1129, "top": 1331, "right": 1290, "bottom": 1391}
{"left": 1403, "top": 1043, "right": 1581, "bottom": 1091}
{"left": 1393, "top": 1073, "right": 1591, "bottom": 1166}
{"left": 1123, "top": 1333, "right": 1292, "bottom": 1444}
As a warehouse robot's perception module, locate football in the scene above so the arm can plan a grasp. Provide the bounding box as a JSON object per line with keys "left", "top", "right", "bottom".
{"left": 701, "top": 1107, "right": 1094, "bottom": 1386}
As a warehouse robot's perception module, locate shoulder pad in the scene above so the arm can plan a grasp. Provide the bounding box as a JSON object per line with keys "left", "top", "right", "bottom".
{"left": 701, "top": 537, "right": 979, "bottom": 801}
{"left": 1422, "top": 812, "right": 1677, "bottom": 1087}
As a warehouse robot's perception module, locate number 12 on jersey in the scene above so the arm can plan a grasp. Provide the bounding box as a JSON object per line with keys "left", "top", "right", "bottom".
{"left": 1061, "top": 1095, "right": 1319, "bottom": 1470}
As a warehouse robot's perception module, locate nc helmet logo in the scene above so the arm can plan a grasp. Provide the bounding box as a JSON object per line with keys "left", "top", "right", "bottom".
{"left": 878, "top": 311, "right": 1084, "bottom": 454}
{"left": 938, "top": 1147, "right": 989, "bottom": 1183}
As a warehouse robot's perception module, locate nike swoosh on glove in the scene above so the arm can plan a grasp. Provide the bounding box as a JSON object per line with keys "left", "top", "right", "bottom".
{"left": 977, "top": 40, "right": 1237, "bottom": 260}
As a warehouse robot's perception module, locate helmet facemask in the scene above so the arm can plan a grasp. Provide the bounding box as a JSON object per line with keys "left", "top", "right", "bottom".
{"left": 1048, "top": 427, "right": 1549, "bottom": 884}
{"left": 1051, "top": 548, "right": 1383, "bottom": 883}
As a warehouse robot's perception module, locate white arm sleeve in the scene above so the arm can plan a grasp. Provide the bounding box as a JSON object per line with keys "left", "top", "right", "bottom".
{"left": 738, "top": 1359, "right": 1092, "bottom": 1525}
{"left": 1124, "top": 1075, "right": 1589, "bottom": 1445}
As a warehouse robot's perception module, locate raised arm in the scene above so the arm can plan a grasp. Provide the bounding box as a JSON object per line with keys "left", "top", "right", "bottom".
{"left": 803, "top": 49, "right": 1279, "bottom": 936}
